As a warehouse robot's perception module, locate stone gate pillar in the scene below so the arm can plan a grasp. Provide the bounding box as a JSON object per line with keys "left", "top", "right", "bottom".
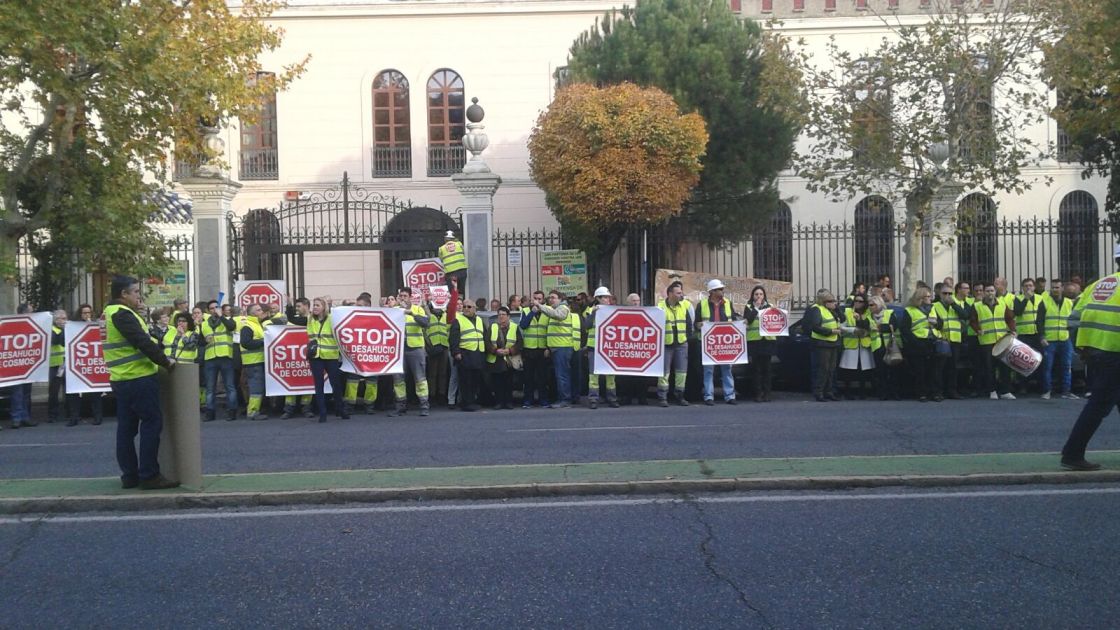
{"left": 180, "top": 124, "right": 242, "bottom": 303}
{"left": 452, "top": 98, "right": 502, "bottom": 303}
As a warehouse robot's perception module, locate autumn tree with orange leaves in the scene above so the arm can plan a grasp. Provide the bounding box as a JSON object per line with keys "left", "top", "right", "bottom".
{"left": 528, "top": 82, "right": 707, "bottom": 281}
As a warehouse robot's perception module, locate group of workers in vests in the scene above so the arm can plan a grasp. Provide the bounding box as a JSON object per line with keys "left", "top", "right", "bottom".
{"left": 804, "top": 275, "right": 1081, "bottom": 403}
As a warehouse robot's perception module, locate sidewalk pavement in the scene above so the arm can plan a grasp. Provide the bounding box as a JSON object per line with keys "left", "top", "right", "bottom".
{"left": 3, "top": 450, "right": 1119, "bottom": 515}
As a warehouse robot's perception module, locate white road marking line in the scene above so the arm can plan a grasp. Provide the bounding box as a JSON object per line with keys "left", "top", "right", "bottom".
{"left": 3, "top": 486, "right": 1118, "bottom": 525}
{"left": 0, "top": 443, "right": 93, "bottom": 448}
{"left": 507, "top": 424, "right": 741, "bottom": 432}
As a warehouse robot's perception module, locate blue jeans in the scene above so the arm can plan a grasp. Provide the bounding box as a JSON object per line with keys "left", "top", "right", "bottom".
{"left": 703, "top": 365, "right": 736, "bottom": 401}
{"left": 204, "top": 357, "right": 237, "bottom": 412}
{"left": 9, "top": 383, "right": 32, "bottom": 423}
{"left": 112, "top": 374, "right": 164, "bottom": 481}
{"left": 550, "top": 347, "right": 573, "bottom": 404}
{"left": 1041, "top": 339, "right": 1073, "bottom": 394}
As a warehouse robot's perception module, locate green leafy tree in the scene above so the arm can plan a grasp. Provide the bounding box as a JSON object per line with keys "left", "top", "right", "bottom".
{"left": 791, "top": 0, "right": 1052, "bottom": 293}
{"left": 528, "top": 83, "right": 708, "bottom": 279}
{"left": 0, "top": 0, "right": 307, "bottom": 311}
{"left": 1042, "top": 0, "right": 1120, "bottom": 230}
{"left": 565, "top": 0, "right": 802, "bottom": 249}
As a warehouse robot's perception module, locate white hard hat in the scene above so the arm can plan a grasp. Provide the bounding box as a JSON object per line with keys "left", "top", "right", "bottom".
{"left": 593, "top": 286, "right": 611, "bottom": 298}
{"left": 445, "top": 230, "right": 456, "bottom": 239}
{"left": 707, "top": 279, "right": 725, "bottom": 291}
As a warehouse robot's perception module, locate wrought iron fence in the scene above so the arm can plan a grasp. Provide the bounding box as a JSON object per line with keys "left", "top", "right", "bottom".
{"left": 17, "top": 234, "right": 194, "bottom": 314}
{"left": 491, "top": 228, "right": 567, "bottom": 303}
{"left": 486, "top": 216, "right": 1114, "bottom": 311}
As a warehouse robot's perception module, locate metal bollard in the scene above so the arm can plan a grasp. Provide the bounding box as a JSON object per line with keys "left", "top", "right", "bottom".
{"left": 157, "top": 365, "right": 203, "bottom": 489}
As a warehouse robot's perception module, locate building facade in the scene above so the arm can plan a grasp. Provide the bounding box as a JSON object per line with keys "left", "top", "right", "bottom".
{"left": 189, "top": 0, "right": 1106, "bottom": 304}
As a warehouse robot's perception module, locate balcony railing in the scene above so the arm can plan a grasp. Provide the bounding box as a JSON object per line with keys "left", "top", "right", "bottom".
{"left": 371, "top": 145, "right": 412, "bottom": 178}
{"left": 427, "top": 144, "right": 467, "bottom": 177}
{"left": 239, "top": 148, "right": 279, "bottom": 180}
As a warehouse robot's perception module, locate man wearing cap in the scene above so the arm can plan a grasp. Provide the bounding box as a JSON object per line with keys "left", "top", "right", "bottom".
{"left": 1060, "top": 244, "right": 1120, "bottom": 471}
{"left": 584, "top": 286, "right": 619, "bottom": 409}
{"left": 439, "top": 230, "right": 468, "bottom": 296}
{"left": 694, "top": 279, "right": 738, "bottom": 405}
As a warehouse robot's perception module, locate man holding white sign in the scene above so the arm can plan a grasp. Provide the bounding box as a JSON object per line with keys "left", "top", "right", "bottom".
{"left": 694, "top": 279, "right": 739, "bottom": 405}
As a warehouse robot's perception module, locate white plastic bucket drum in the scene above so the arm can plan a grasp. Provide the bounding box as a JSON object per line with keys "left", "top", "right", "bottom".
{"left": 992, "top": 334, "right": 1042, "bottom": 377}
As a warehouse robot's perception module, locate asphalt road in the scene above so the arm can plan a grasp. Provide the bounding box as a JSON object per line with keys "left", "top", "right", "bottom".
{"left": 1, "top": 397, "right": 1113, "bottom": 478}
{"left": 1, "top": 485, "right": 1117, "bottom": 628}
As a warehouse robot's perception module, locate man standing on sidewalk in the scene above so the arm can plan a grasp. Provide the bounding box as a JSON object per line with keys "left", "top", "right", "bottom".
{"left": 541, "top": 290, "right": 578, "bottom": 408}
{"left": 657, "top": 281, "right": 693, "bottom": 407}
{"left": 104, "top": 275, "right": 179, "bottom": 490}
{"left": 1060, "top": 246, "right": 1120, "bottom": 471}
{"left": 694, "top": 279, "right": 738, "bottom": 405}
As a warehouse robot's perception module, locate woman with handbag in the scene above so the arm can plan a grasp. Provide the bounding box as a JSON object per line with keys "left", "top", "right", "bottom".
{"left": 485, "top": 306, "right": 520, "bottom": 410}
{"left": 898, "top": 287, "right": 945, "bottom": 402}
{"left": 869, "top": 296, "right": 902, "bottom": 400}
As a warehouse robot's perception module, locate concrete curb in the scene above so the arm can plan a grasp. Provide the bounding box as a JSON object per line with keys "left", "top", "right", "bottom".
{"left": 3, "top": 470, "right": 1119, "bottom": 515}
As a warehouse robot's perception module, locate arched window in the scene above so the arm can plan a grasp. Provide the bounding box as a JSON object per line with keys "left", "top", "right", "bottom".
{"left": 1059, "top": 191, "right": 1100, "bottom": 283}
{"left": 849, "top": 58, "right": 891, "bottom": 166}
{"left": 753, "top": 202, "right": 792, "bottom": 282}
{"left": 854, "top": 196, "right": 893, "bottom": 284}
{"left": 239, "top": 71, "right": 278, "bottom": 180}
{"left": 956, "top": 193, "right": 998, "bottom": 284}
{"left": 372, "top": 69, "right": 411, "bottom": 178}
{"left": 427, "top": 69, "right": 466, "bottom": 176}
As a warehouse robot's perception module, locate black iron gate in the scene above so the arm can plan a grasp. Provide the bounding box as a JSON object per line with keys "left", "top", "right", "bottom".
{"left": 228, "top": 172, "right": 461, "bottom": 299}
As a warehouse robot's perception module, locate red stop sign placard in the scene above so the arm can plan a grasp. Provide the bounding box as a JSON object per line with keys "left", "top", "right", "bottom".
{"left": 237, "top": 281, "right": 284, "bottom": 312}
{"left": 267, "top": 327, "right": 316, "bottom": 391}
{"left": 335, "top": 310, "right": 403, "bottom": 375}
{"left": 404, "top": 260, "right": 444, "bottom": 292}
{"left": 67, "top": 323, "right": 109, "bottom": 389}
{"left": 597, "top": 309, "right": 663, "bottom": 373}
{"left": 702, "top": 321, "right": 747, "bottom": 364}
{"left": 0, "top": 316, "right": 49, "bottom": 385}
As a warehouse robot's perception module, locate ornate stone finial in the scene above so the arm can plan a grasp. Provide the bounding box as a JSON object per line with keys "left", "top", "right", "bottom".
{"left": 466, "top": 97, "right": 485, "bottom": 123}
{"left": 460, "top": 97, "right": 491, "bottom": 175}
{"left": 194, "top": 123, "right": 228, "bottom": 179}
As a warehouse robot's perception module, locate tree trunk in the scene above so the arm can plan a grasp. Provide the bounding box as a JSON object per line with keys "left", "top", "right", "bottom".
{"left": 902, "top": 193, "right": 931, "bottom": 300}
{"left": 0, "top": 231, "right": 20, "bottom": 314}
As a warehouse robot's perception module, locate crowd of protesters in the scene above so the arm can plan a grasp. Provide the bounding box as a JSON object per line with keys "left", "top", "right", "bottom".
{"left": 3, "top": 270, "right": 1090, "bottom": 429}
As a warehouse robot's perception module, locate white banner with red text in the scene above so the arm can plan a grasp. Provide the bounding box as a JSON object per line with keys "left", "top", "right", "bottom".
{"left": 332, "top": 306, "right": 406, "bottom": 377}
{"left": 0, "top": 312, "right": 53, "bottom": 387}
{"left": 64, "top": 321, "right": 112, "bottom": 393}
{"left": 264, "top": 325, "right": 333, "bottom": 397}
{"left": 592, "top": 306, "right": 665, "bottom": 378}
{"left": 700, "top": 321, "right": 750, "bottom": 366}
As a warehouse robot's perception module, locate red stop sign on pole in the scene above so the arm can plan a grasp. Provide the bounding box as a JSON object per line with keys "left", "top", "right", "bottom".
{"left": 402, "top": 259, "right": 445, "bottom": 301}
{"left": 334, "top": 310, "right": 404, "bottom": 375}
{"left": 597, "top": 308, "right": 664, "bottom": 375}
{"left": 67, "top": 323, "right": 110, "bottom": 390}
{"left": 266, "top": 327, "right": 317, "bottom": 392}
{"left": 702, "top": 321, "right": 747, "bottom": 365}
{"left": 0, "top": 315, "right": 49, "bottom": 385}
{"left": 237, "top": 280, "right": 285, "bottom": 313}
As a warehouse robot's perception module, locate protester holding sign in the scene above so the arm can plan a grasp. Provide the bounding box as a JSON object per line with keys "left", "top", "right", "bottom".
{"left": 742, "top": 286, "right": 778, "bottom": 402}
{"left": 694, "top": 279, "right": 738, "bottom": 405}
{"left": 584, "top": 287, "right": 619, "bottom": 409}
{"left": 48, "top": 309, "right": 72, "bottom": 424}
{"left": 439, "top": 230, "right": 467, "bottom": 294}
{"left": 392, "top": 289, "right": 432, "bottom": 417}
{"left": 307, "top": 297, "right": 346, "bottom": 423}
{"left": 66, "top": 304, "right": 104, "bottom": 426}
